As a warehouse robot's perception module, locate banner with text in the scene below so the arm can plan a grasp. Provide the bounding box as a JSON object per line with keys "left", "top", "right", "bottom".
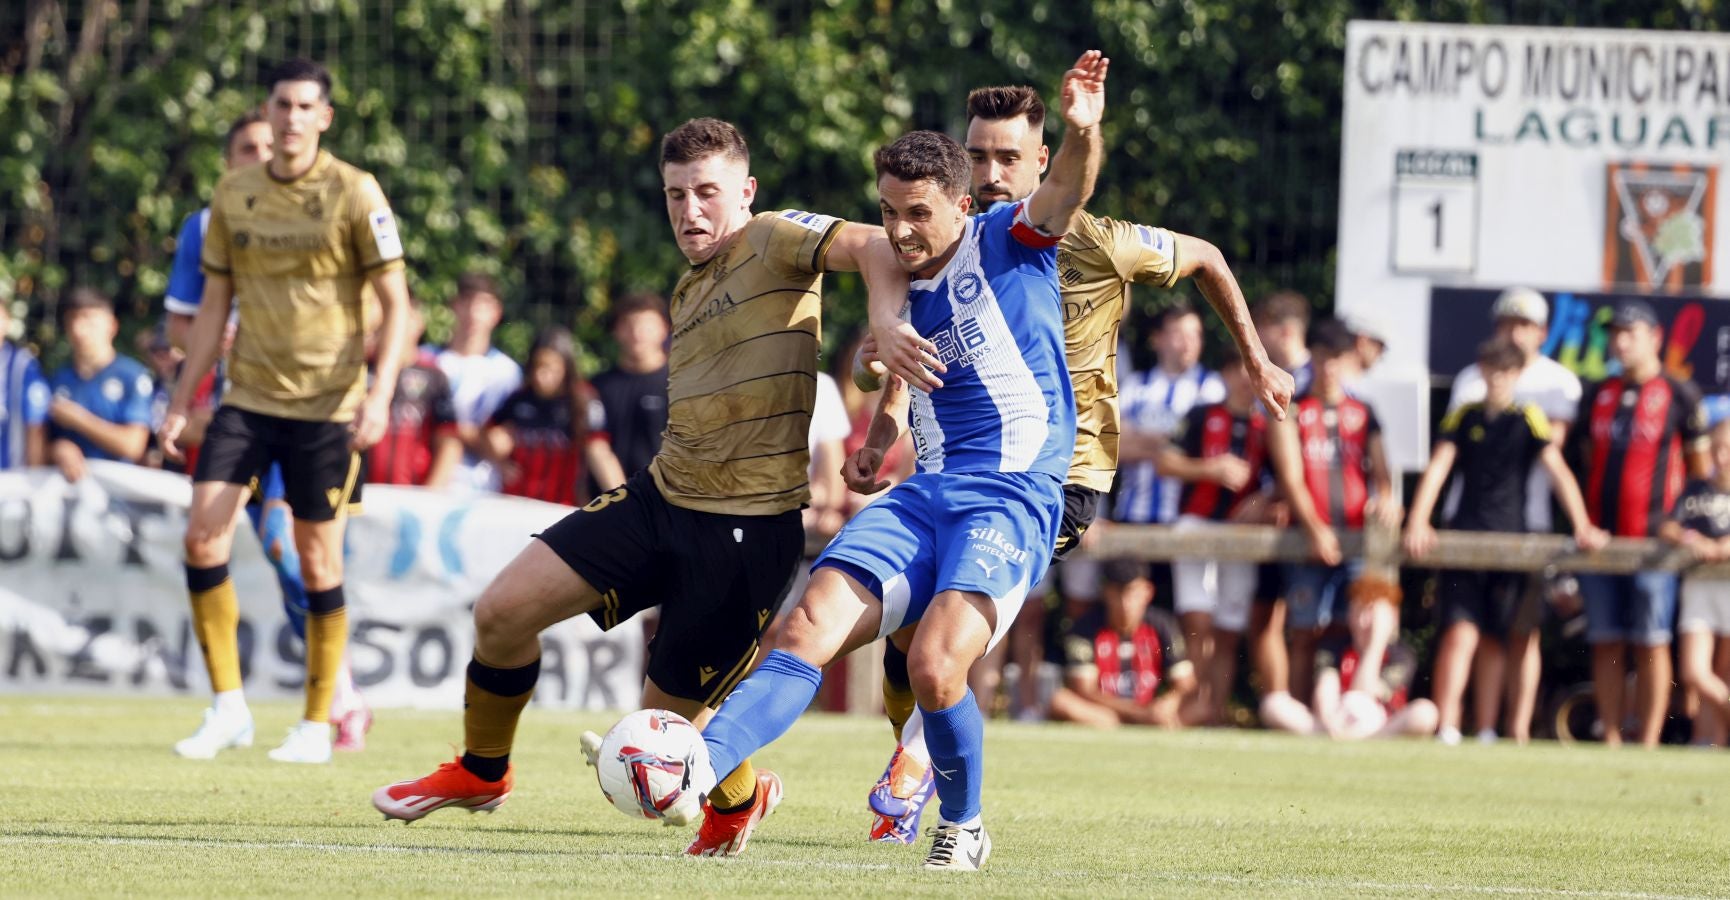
{"left": 0, "top": 463, "right": 643, "bottom": 709}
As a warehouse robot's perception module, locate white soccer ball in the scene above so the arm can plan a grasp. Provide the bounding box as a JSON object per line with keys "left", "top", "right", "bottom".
{"left": 594, "top": 708, "right": 713, "bottom": 822}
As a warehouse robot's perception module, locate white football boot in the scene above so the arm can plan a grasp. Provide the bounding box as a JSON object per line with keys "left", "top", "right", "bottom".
{"left": 173, "top": 707, "right": 254, "bottom": 759}
{"left": 923, "top": 819, "right": 992, "bottom": 871}
{"left": 268, "top": 720, "right": 333, "bottom": 764}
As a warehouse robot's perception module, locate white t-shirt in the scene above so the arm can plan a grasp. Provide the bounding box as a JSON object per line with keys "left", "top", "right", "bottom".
{"left": 1444, "top": 356, "right": 1582, "bottom": 530}
{"left": 433, "top": 345, "right": 524, "bottom": 492}
{"left": 807, "top": 372, "right": 852, "bottom": 455}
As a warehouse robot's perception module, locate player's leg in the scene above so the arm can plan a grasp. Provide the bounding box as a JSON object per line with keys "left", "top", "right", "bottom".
{"left": 1285, "top": 564, "right": 1332, "bottom": 704}
{"left": 1258, "top": 687, "right": 1320, "bottom": 734}
{"left": 1249, "top": 564, "right": 1291, "bottom": 714}
{"left": 1630, "top": 572, "right": 1677, "bottom": 749}
{"left": 1378, "top": 698, "right": 1439, "bottom": 738}
{"left": 868, "top": 623, "right": 935, "bottom": 844}
{"left": 175, "top": 406, "right": 269, "bottom": 759}
{"left": 1581, "top": 574, "right": 1628, "bottom": 747}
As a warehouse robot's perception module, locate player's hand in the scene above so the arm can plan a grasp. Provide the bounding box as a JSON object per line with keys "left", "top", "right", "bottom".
{"left": 872, "top": 320, "right": 944, "bottom": 393}
{"left": 1403, "top": 521, "right": 1438, "bottom": 560}
{"left": 1306, "top": 523, "right": 1342, "bottom": 566}
{"left": 1207, "top": 454, "right": 1252, "bottom": 491}
{"left": 1057, "top": 50, "right": 1110, "bottom": 132}
{"left": 842, "top": 446, "right": 890, "bottom": 495}
{"left": 1248, "top": 355, "right": 1295, "bottom": 421}
{"left": 157, "top": 410, "right": 189, "bottom": 464}
{"left": 1575, "top": 525, "right": 1610, "bottom": 554}
{"left": 51, "top": 439, "right": 87, "bottom": 484}
{"left": 348, "top": 395, "right": 390, "bottom": 451}
{"left": 853, "top": 333, "right": 888, "bottom": 392}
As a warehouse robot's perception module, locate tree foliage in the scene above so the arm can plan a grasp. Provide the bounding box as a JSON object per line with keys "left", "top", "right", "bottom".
{"left": 1, "top": 0, "right": 1722, "bottom": 369}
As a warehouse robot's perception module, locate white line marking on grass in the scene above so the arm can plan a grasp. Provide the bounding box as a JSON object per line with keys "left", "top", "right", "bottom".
{"left": 0, "top": 835, "right": 1711, "bottom": 898}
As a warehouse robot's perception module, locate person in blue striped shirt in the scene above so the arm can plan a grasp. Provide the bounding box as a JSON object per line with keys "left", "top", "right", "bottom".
{"left": 0, "top": 299, "right": 50, "bottom": 470}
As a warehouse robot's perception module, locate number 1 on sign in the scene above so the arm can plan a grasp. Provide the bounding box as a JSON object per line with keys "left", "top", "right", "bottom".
{"left": 1428, "top": 199, "right": 1443, "bottom": 250}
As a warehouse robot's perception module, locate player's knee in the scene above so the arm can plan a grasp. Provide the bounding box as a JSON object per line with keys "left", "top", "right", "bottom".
{"left": 182, "top": 525, "right": 230, "bottom": 567}
{"left": 907, "top": 651, "right": 970, "bottom": 710}
{"left": 472, "top": 589, "right": 531, "bottom": 657}
{"left": 772, "top": 604, "right": 842, "bottom": 665}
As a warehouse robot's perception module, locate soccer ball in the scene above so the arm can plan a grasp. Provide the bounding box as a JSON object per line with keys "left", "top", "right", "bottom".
{"left": 594, "top": 708, "right": 713, "bottom": 822}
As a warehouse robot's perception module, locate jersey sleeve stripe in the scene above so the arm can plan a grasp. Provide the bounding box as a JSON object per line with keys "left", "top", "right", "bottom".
{"left": 1010, "top": 202, "right": 1062, "bottom": 249}
{"left": 811, "top": 219, "right": 845, "bottom": 273}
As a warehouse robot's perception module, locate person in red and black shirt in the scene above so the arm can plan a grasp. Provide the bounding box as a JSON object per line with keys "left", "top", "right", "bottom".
{"left": 369, "top": 297, "right": 461, "bottom": 487}
{"left": 1047, "top": 560, "right": 1198, "bottom": 728}
{"left": 1568, "top": 299, "right": 1709, "bottom": 748}
{"left": 1267, "top": 317, "right": 1400, "bottom": 705}
{"left": 1156, "top": 343, "right": 1267, "bottom": 724}
{"left": 484, "top": 327, "right": 626, "bottom": 507}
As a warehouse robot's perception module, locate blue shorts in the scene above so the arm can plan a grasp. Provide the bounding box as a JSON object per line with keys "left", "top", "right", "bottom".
{"left": 1284, "top": 560, "right": 1365, "bottom": 631}
{"left": 814, "top": 471, "right": 1063, "bottom": 651}
{"left": 1579, "top": 572, "right": 1678, "bottom": 646}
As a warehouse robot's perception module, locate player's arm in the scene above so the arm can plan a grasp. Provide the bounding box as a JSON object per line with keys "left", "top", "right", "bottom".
{"left": 24, "top": 423, "right": 46, "bottom": 467}
{"left": 1116, "top": 427, "right": 1168, "bottom": 463}
{"left": 1539, "top": 443, "right": 1608, "bottom": 552}
{"left": 48, "top": 404, "right": 149, "bottom": 461}
{"left": 584, "top": 439, "right": 627, "bottom": 494}
{"left": 1172, "top": 234, "right": 1292, "bottom": 419}
{"left": 1267, "top": 415, "right": 1341, "bottom": 565}
{"left": 1402, "top": 440, "right": 1456, "bottom": 560}
{"left": 424, "top": 431, "right": 463, "bottom": 489}
{"left": 1063, "top": 667, "right": 1157, "bottom": 725}
{"left": 828, "top": 221, "right": 944, "bottom": 395}
{"left": 843, "top": 373, "right": 909, "bottom": 496}
{"left": 160, "top": 276, "right": 233, "bottom": 462}
{"left": 1023, "top": 50, "right": 1108, "bottom": 237}
{"left": 164, "top": 211, "right": 206, "bottom": 352}
{"left": 353, "top": 268, "right": 411, "bottom": 451}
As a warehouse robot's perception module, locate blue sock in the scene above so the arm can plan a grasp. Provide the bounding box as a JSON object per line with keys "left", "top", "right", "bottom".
{"left": 922, "top": 689, "right": 985, "bottom": 825}
{"left": 701, "top": 649, "right": 822, "bottom": 785}
{"left": 248, "top": 503, "right": 309, "bottom": 641}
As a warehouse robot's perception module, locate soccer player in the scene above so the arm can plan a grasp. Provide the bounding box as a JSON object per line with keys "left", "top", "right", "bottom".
{"left": 47, "top": 288, "right": 153, "bottom": 481}
{"left": 859, "top": 80, "right": 1292, "bottom": 844}
{"left": 1266, "top": 318, "right": 1400, "bottom": 706}
{"left": 1661, "top": 419, "right": 1730, "bottom": 746}
{"left": 1403, "top": 337, "right": 1606, "bottom": 746}
{"left": 159, "top": 58, "right": 411, "bottom": 764}
{"left": 682, "top": 51, "right": 1106, "bottom": 872}
{"left": 1, "top": 299, "right": 51, "bottom": 471}
{"left": 371, "top": 117, "right": 908, "bottom": 852}
{"left": 1568, "top": 299, "right": 1708, "bottom": 748}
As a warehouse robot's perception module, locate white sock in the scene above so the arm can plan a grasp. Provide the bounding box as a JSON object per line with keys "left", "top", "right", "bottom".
{"left": 213, "top": 689, "right": 248, "bottom": 717}
{"left": 940, "top": 814, "right": 982, "bottom": 829}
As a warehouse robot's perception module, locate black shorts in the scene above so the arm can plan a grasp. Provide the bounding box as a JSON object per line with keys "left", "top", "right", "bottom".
{"left": 1254, "top": 562, "right": 1286, "bottom": 604}
{"left": 536, "top": 469, "right": 804, "bottom": 708}
{"left": 1439, "top": 570, "right": 1540, "bottom": 639}
{"left": 1050, "top": 484, "right": 1102, "bottom": 563}
{"left": 194, "top": 406, "right": 365, "bottom": 522}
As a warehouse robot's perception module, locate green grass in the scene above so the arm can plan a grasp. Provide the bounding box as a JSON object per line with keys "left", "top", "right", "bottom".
{"left": 2, "top": 697, "right": 1728, "bottom": 898}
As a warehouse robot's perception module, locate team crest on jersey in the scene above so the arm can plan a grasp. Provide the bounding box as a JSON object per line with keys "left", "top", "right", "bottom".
{"left": 954, "top": 272, "right": 984, "bottom": 303}
{"left": 369, "top": 208, "right": 403, "bottom": 259}
{"left": 1135, "top": 225, "right": 1169, "bottom": 255}
{"left": 303, "top": 193, "right": 324, "bottom": 220}
{"left": 102, "top": 378, "right": 124, "bottom": 403}
{"left": 779, "top": 210, "right": 838, "bottom": 235}
{"left": 1340, "top": 405, "right": 1366, "bottom": 433}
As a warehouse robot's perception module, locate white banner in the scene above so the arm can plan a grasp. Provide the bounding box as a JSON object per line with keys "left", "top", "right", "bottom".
{"left": 0, "top": 462, "right": 643, "bottom": 709}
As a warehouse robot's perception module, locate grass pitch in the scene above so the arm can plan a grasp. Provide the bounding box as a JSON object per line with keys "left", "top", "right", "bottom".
{"left": 2, "top": 697, "right": 1727, "bottom": 898}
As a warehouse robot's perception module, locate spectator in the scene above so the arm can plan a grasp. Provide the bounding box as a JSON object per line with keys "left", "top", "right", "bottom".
{"left": 806, "top": 368, "right": 853, "bottom": 536}
{"left": 0, "top": 299, "right": 50, "bottom": 470}
{"left": 369, "top": 295, "right": 462, "bottom": 488}
{"left": 1569, "top": 299, "right": 1709, "bottom": 748}
{"left": 1404, "top": 337, "right": 1606, "bottom": 746}
{"left": 1252, "top": 290, "right": 1312, "bottom": 397}
{"left": 47, "top": 288, "right": 153, "bottom": 481}
{"left": 587, "top": 291, "right": 669, "bottom": 495}
{"left": 1341, "top": 312, "right": 1390, "bottom": 375}
{"left": 1661, "top": 419, "right": 1730, "bottom": 748}
{"left": 434, "top": 273, "right": 523, "bottom": 491}
{"left": 1156, "top": 343, "right": 1267, "bottom": 724}
{"left": 1266, "top": 317, "right": 1400, "bottom": 704}
{"left": 140, "top": 325, "right": 181, "bottom": 469}
{"left": 1445, "top": 286, "right": 1583, "bottom": 744}
{"left": 1260, "top": 632, "right": 1438, "bottom": 740}
{"left": 484, "top": 326, "right": 624, "bottom": 505}
{"left": 1047, "top": 560, "right": 1199, "bottom": 728}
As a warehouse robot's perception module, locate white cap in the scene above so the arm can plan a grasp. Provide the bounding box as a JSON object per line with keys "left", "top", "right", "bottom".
{"left": 1341, "top": 311, "right": 1392, "bottom": 347}
{"left": 1491, "top": 287, "right": 1548, "bottom": 326}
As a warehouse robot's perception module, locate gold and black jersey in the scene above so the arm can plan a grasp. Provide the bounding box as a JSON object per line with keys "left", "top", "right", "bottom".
{"left": 202, "top": 150, "right": 405, "bottom": 422}
{"left": 648, "top": 210, "right": 844, "bottom": 516}
{"left": 1057, "top": 211, "right": 1180, "bottom": 492}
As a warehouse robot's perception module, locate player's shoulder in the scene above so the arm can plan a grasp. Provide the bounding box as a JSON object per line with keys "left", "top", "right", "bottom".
{"left": 321, "top": 151, "right": 378, "bottom": 186}
{"left": 213, "top": 162, "right": 269, "bottom": 197}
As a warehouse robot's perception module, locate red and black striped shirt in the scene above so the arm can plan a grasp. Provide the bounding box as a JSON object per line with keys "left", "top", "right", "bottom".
{"left": 1576, "top": 374, "right": 1707, "bottom": 537}
{"left": 1176, "top": 403, "right": 1267, "bottom": 521}
{"left": 368, "top": 363, "right": 458, "bottom": 486}
{"left": 489, "top": 385, "right": 608, "bottom": 506}
{"left": 1292, "top": 394, "right": 1381, "bottom": 528}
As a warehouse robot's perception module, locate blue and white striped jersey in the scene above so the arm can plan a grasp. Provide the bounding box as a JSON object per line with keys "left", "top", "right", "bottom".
{"left": 165, "top": 208, "right": 211, "bottom": 316}
{"left": 904, "top": 201, "right": 1075, "bottom": 480}
{"left": 1113, "top": 363, "right": 1224, "bottom": 523}
{"left": 1, "top": 341, "right": 52, "bottom": 470}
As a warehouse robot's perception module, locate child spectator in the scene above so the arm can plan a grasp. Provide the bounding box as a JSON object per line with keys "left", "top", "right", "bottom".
{"left": 1660, "top": 418, "right": 1730, "bottom": 747}
{"left": 587, "top": 292, "right": 669, "bottom": 495}
{"left": 484, "top": 327, "right": 624, "bottom": 506}
{"left": 47, "top": 288, "right": 153, "bottom": 481}
{"left": 435, "top": 273, "right": 523, "bottom": 492}
{"left": 1048, "top": 560, "right": 1199, "bottom": 728}
{"left": 369, "top": 295, "right": 462, "bottom": 488}
{"left": 1261, "top": 632, "right": 1438, "bottom": 740}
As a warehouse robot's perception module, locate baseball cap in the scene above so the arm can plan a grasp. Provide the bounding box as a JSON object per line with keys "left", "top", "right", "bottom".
{"left": 1609, "top": 299, "right": 1660, "bottom": 331}
{"left": 1490, "top": 287, "right": 1547, "bottom": 326}
{"left": 1341, "top": 311, "right": 1392, "bottom": 347}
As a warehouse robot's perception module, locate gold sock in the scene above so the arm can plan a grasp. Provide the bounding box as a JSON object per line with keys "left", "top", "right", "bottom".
{"left": 710, "top": 757, "right": 758, "bottom": 812}
{"left": 464, "top": 655, "right": 539, "bottom": 759}
{"left": 190, "top": 579, "right": 242, "bottom": 694}
{"left": 303, "top": 608, "right": 348, "bottom": 723}
{"left": 883, "top": 679, "right": 916, "bottom": 743}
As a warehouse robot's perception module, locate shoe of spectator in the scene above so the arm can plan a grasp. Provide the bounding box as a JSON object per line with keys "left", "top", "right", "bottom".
{"left": 1475, "top": 728, "right": 1499, "bottom": 745}
{"left": 1437, "top": 726, "right": 1462, "bottom": 746}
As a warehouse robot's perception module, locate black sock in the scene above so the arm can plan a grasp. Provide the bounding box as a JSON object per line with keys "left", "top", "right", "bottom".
{"left": 462, "top": 751, "right": 510, "bottom": 782}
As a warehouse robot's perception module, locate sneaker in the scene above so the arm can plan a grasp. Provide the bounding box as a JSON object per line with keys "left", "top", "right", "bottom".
{"left": 580, "top": 730, "right": 603, "bottom": 768}
{"left": 867, "top": 744, "right": 934, "bottom": 844}
{"left": 685, "top": 770, "right": 783, "bottom": 857}
{"left": 174, "top": 707, "right": 255, "bottom": 759}
{"left": 373, "top": 758, "right": 513, "bottom": 822}
{"left": 923, "top": 820, "right": 992, "bottom": 871}
{"left": 268, "top": 720, "right": 332, "bottom": 764}
{"left": 1437, "top": 726, "right": 1463, "bottom": 746}
{"left": 1476, "top": 728, "right": 1500, "bottom": 745}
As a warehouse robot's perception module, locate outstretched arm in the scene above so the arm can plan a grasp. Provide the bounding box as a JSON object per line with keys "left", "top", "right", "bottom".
{"left": 1024, "top": 50, "right": 1109, "bottom": 237}
{"left": 1173, "top": 234, "right": 1293, "bottom": 419}
{"left": 826, "top": 224, "right": 942, "bottom": 395}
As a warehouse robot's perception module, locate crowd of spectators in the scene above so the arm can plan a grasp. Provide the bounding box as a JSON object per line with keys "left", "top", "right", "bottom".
{"left": 4, "top": 277, "right": 1730, "bottom": 748}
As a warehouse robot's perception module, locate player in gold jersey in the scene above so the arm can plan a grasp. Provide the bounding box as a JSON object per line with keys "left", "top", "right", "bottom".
{"left": 374, "top": 118, "right": 906, "bottom": 857}
{"left": 158, "top": 60, "right": 411, "bottom": 765}
{"left": 858, "top": 84, "right": 1295, "bottom": 843}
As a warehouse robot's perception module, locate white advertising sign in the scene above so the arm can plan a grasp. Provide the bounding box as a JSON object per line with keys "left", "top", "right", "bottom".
{"left": 0, "top": 463, "right": 643, "bottom": 709}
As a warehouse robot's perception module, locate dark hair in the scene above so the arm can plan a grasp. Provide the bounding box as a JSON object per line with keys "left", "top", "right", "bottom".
{"left": 265, "top": 58, "right": 332, "bottom": 101}
{"left": 223, "top": 110, "right": 268, "bottom": 159}
{"left": 1476, "top": 336, "right": 1525, "bottom": 373}
{"left": 873, "top": 131, "right": 971, "bottom": 200}
{"left": 660, "top": 118, "right": 750, "bottom": 168}
{"left": 455, "top": 272, "right": 501, "bottom": 302}
{"left": 1306, "top": 317, "right": 1357, "bottom": 357}
{"left": 609, "top": 291, "right": 669, "bottom": 330}
{"left": 1252, "top": 290, "right": 1311, "bottom": 328}
{"left": 1216, "top": 343, "right": 1245, "bottom": 371}
{"left": 966, "top": 85, "right": 1046, "bottom": 129}
{"left": 1155, "top": 300, "right": 1200, "bottom": 332}
{"left": 529, "top": 326, "right": 587, "bottom": 441}
{"left": 59, "top": 286, "right": 113, "bottom": 325}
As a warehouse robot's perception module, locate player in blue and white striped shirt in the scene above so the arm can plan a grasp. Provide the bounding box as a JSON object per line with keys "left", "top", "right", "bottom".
{"left": 690, "top": 52, "right": 1109, "bottom": 872}
{"left": 0, "top": 299, "right": 50, "bottom": 470}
